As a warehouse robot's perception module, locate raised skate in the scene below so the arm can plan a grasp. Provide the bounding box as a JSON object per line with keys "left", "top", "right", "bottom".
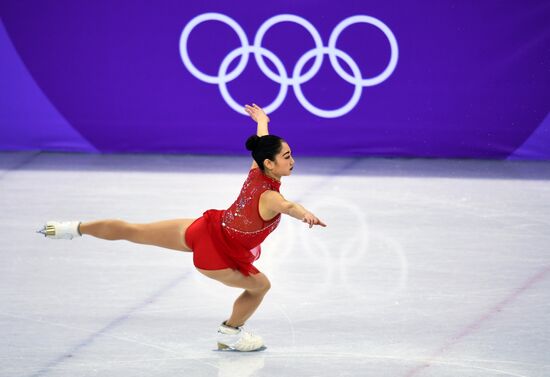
{"left": 37, "top": 221, "right": 82, "bottom": 240}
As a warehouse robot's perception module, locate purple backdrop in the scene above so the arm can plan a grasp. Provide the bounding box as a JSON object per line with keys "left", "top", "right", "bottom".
{"left": 1, "top": 1, "right": 549, "bottom": 158}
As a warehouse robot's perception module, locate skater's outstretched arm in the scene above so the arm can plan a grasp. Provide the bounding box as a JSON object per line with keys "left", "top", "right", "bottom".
{"left": 260, "top": 190, "right": 327, "bottom": 228}
{"left": 245, "top": 104, "right": 270, "bottom": 170}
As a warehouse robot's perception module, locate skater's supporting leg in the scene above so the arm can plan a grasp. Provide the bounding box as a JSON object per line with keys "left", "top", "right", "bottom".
{"left": 226, "top": 287, "right": 270, "bottom": 327}
{"left": 198, "top": 268, "right": 271, "bottom": 327}
{"left": 79, "top": 219, "right": 195, "bottom": 252}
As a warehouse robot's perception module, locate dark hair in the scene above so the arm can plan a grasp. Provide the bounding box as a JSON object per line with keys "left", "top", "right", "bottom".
{"left": 245, "top": 134, "right": 285, "bottom": 171}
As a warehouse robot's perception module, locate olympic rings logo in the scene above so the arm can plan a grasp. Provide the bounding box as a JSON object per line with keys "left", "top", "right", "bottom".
{"left": 179, "top": 13, "right": 398, "bottom": 118}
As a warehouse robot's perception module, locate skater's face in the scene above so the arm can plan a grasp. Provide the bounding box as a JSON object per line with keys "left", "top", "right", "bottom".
{"left": 264, "top": 142, "right": 294, "bottom": 178}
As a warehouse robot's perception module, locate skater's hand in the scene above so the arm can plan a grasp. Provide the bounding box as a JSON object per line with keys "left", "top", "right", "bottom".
{"left": 302, "top": 212, "right": 327, "bottom": 228}
{"left": 245, "top": 104, "right": 270, "bottom": 124}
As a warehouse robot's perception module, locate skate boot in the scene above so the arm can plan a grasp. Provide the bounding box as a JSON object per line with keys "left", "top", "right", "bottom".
{"left": 217, "top": 322, "right": 265, "bottom": 352}
{"left": 37, "top": 221, "right": 82, "bottom": 239}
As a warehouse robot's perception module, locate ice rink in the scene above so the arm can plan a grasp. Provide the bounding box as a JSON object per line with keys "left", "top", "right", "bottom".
{"left": 1, "top": 152, "right": 549, "bottom": 377}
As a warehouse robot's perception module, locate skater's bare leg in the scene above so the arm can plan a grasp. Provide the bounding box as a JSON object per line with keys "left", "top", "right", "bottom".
{"left": 79, "top": 219, "right": 195, "bottom": 252}
{"left": 198, "top": 268, "right": 271, "bottom": 327}
{"left": 226, "top": 288, "right": 269, "bottom": 327}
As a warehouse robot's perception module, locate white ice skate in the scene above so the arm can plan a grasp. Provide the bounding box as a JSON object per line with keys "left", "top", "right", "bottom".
{"left": 217, "top": 323, "right": 265, "bottom": 352}
{"left": 37, "top": 221, "right": 82, "bottom": 240}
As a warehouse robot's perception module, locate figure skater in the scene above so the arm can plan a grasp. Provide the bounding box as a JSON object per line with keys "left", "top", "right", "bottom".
{"left": 38, "top": 104, "right": 326, "bottom": 352}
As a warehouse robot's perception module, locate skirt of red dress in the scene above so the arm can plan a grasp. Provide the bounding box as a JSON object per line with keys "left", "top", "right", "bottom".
{"left": 184, "top": 209, "right": 260, "bottom": 276}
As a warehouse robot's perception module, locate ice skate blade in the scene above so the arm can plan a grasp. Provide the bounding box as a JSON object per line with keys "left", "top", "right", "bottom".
{"left": 36, "top": 225, "right": 55, "bottom": 237}
{"left": 215, "top": 343, "right": 267, "bottom": 352}
{"left": 217, "top": 342, "right": 230, "bottom": 350}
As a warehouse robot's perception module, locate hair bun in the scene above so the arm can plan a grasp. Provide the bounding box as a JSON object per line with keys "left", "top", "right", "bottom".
{"left": 245, "top": 135, "right": 261, "bottom": 151}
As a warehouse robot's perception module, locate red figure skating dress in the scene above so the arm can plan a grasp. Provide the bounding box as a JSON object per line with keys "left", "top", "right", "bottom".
{"left": 185, "top": 168, "right": 282, "bottom": 276}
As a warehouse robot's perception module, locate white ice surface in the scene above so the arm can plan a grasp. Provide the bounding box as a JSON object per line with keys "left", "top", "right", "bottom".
{"left": 1, "top": 152, "right": 549, "bottom": 377}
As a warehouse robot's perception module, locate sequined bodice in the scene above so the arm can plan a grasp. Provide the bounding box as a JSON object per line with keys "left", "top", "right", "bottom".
{"left": 221, "top": 168, "right": 281, "bottom": 249}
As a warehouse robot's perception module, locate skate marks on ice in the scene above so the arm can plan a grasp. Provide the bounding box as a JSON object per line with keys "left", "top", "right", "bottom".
{"left": 403, "top": 264, "right": 550, "bottom": 377}
{"left": 14, "top": 271, "right": 194, "bottom": 377}
{"left": 257, "top": 351, "right": 539, "bottom": 377}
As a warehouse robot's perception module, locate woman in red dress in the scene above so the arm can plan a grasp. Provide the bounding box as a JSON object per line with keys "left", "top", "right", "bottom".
{"left": 39, "top": 104, "right": 326, "bottom": 351}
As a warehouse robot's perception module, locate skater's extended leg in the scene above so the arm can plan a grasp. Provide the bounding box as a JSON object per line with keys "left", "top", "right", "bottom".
{"left": 79, "top": 219, "right": 195, "bottom": 252}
